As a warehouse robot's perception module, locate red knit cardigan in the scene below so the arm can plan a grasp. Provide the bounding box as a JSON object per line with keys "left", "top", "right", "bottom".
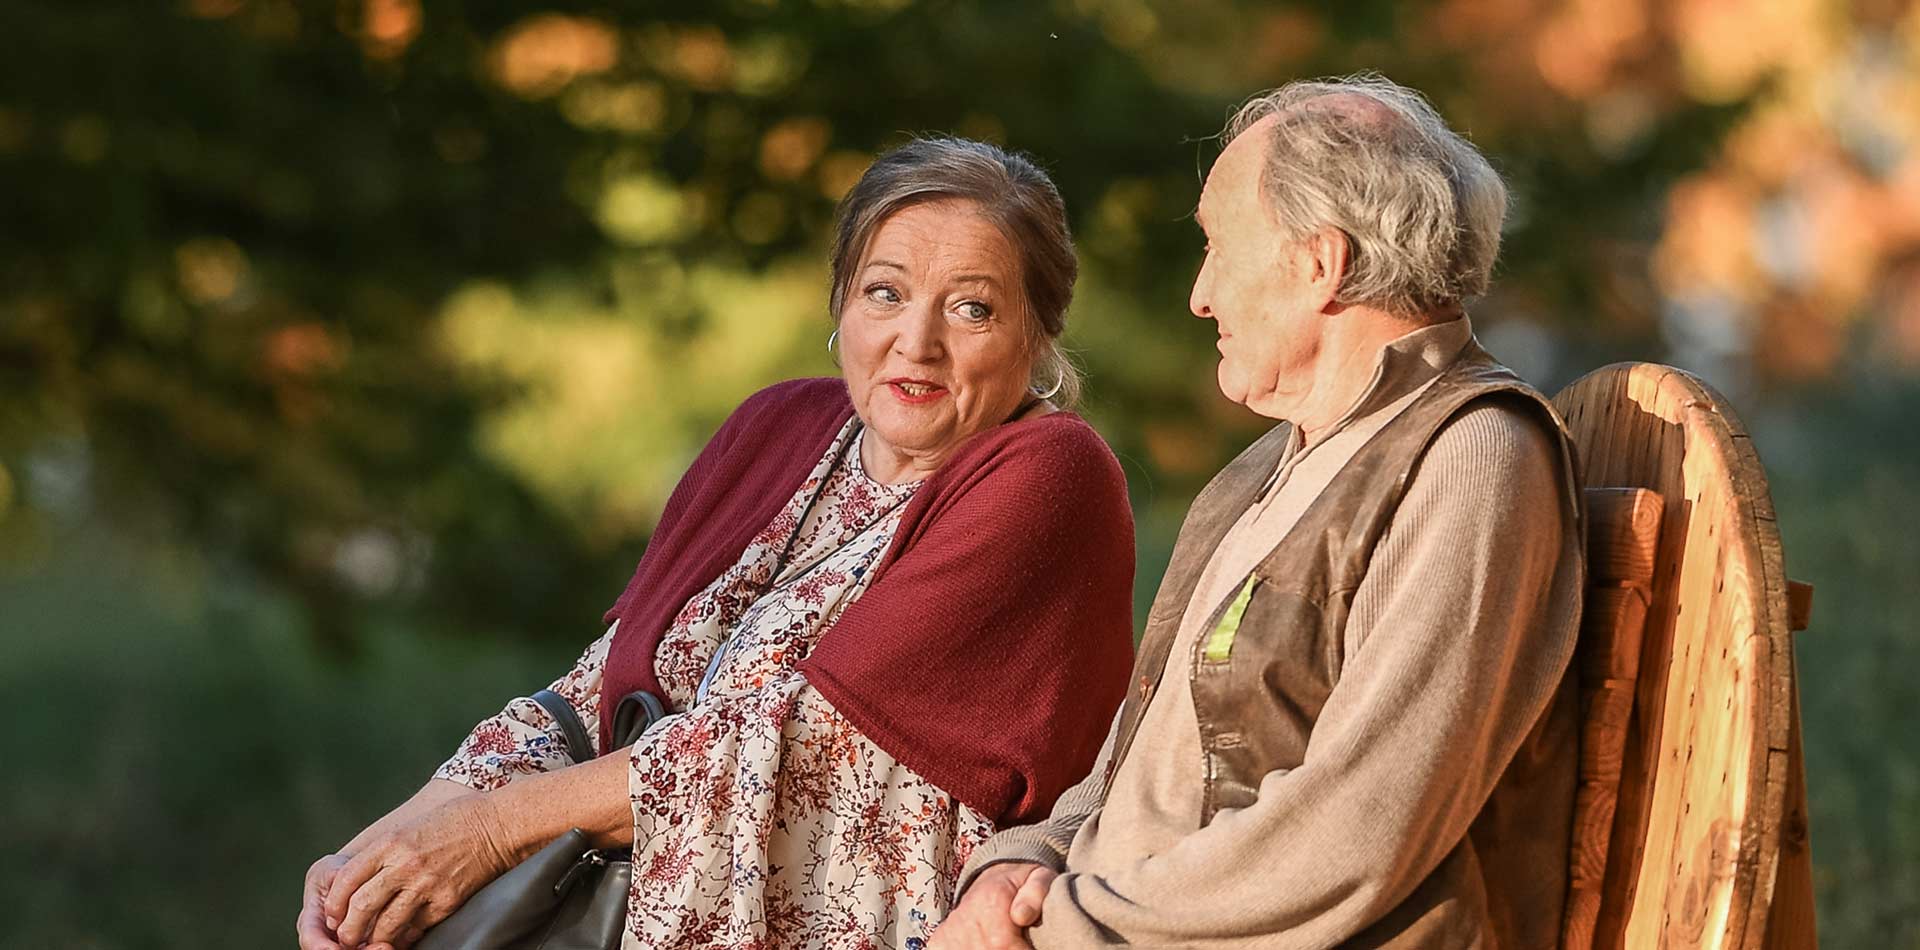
{"left": 600, "top": 377, "right": 1135, "bottom": 826}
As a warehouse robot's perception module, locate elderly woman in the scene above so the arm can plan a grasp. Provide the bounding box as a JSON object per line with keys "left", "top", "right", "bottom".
{"left": 295, "top": 137, "right": 1135, "bottom": 950}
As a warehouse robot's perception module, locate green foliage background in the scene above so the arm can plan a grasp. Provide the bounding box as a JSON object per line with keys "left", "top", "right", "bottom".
{"left": 1, "top": 1, "right": 1915, "bottom": 945}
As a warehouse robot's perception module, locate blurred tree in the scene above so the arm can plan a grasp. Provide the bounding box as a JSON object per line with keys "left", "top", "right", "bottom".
{"left": 0, "top": 1, "right": 622, "bottom": 650}
{"left": 2, "top": 0, "right": 1915, "bottom": 652}
{"left": 0, "top": 1, "right": 1225, "bottom": 650}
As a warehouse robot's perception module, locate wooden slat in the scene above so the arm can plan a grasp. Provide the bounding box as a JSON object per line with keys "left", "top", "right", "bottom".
{"left": 1586, "top": 488, "right": 1665, "bottom": 586}
{"left": 1574, "top": 683, "right": 1637, "bottom": 783}
{"left": 1763, "top": 674, "right": 1818, "bottom": 948}
{"left": 1561, "top": 488, "right": 1665, "bottom": 950}
{"left": 1786, "top": 581, "right": 1813, "bottom": 633}
{"left": 1607, "top": 365, "right": 1693, "bottom": 950}
{"left": 1579, "top": 586, "right": 1652, "bottom": 680}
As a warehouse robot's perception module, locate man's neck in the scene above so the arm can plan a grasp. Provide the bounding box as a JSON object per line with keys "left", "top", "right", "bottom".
{"left": 1275, "top": 307, "right": 1436, "bottom": 445}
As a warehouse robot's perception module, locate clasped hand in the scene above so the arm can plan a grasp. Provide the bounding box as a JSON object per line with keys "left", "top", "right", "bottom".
{"left": 927, "top": 861, "right": 1056, "bottom": 950}
{"left": 297, "top": 792, "right": 517, "bottom": 950}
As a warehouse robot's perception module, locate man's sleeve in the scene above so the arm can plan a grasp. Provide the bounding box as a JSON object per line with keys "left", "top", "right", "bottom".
{"left": 955, "top": 710, "right": 1121, "bottom": 893}
{"left": 1027, "top": 404, "right": 1582, "bottom": 947}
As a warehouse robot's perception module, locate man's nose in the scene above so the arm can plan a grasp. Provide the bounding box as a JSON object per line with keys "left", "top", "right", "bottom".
{"left": 1189, "top": 255, "right": 1214, "bottom": 319}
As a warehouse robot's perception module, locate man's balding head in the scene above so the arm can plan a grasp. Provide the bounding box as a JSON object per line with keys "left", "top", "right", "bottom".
{"left": 1295, "top": 90, "right": 1404, "bottom": 130}
{"left": 1216, "top": 74, "right": 1508, "bottom": 319}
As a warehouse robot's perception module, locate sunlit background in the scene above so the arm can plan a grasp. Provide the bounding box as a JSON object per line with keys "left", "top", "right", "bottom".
{"left": 2, "top": 1, "right": 1916, "bottom": 945}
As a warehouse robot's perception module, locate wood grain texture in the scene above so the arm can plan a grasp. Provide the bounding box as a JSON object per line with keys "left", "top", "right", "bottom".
{"left": 1587, "top": 487, "right": 1666, "bottom": 585}
{"left": 1561, "top": 488, "right": 1664, "bottom": 950}
{"left": 1763, "top": 676, "right": 1818, "bottom": 948}
{"left": 1552, "top": 363, "right": 1812, "bottom": 950}
{"left": 1559, "top": 491, "right": 1666, "bottom": 950}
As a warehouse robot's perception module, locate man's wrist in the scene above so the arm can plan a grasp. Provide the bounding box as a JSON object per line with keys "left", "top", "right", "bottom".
{"left": 956, "top": 843, "right": 1064, "bottom": 898}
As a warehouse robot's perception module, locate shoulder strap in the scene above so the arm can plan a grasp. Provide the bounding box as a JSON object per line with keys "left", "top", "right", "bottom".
{"left": 612, "top": 690, "right": 669, "bottom": 748}
{"left": 530, "top": 689, "right": 595, "bottom": 763}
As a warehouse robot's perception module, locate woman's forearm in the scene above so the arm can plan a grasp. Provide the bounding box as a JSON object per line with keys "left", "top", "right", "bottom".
{"left": 338, "top": 751, "right": 632, "bottom": 866}
{"left": 339, "top": 778, "right": 475, "bottom": 856}
{"left": 481, "top": 749, "right": 635, "bottom": 861}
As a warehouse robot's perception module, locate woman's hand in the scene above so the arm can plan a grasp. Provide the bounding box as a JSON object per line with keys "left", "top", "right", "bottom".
{"left": 319, "top": 792, "right": 520, "bottom": 949}
{"left": 296, "top": 779, "right": 483, "bottom": 949}
{"left": 297, "top": 853, "right": 350, "bottom": 950}
{"left": 928, "top": 861, "right": 1057, "bottom": 950}
{"left": 297, "top": 752, "right": 629, "bottom": 948}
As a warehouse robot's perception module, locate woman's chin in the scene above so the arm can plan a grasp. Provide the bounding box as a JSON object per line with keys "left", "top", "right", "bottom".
{"left": 869, "top": 423, "right": 949, "bottom": 455}
{"left": 862, "top": 414, "right": 958, "bottom": 467}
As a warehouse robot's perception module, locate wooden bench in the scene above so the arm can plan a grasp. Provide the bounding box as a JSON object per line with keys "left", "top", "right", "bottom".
{"left": 1553, "top": 363, "right": 1817, "bottom": 949}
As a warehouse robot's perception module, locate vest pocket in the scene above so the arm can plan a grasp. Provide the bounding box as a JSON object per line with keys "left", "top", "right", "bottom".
{"left": 1201, "top": 574, "right": 1259, "bottom": 664}
{"left": 1191, "top": 584, "right": 1339, "bottom": 821}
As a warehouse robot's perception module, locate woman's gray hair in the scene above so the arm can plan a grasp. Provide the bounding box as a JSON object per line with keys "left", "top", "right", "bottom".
{"left": 1223, "top": 73, "right": 1508, "bottom": 318}
{"left": 829, "top": 136, "right": 1082, "bottom": 407}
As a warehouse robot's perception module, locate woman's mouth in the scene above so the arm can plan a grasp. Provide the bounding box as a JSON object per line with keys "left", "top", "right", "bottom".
{"left": 887, "top": 380, "right": 947, "bottom": 403}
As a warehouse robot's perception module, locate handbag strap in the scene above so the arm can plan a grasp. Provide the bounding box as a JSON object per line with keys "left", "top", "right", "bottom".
{"left": 530, "top": 689, "right": 595, "bottom": 764}
{"left": 612, "top": 690, "right": 668, "bottom": 748}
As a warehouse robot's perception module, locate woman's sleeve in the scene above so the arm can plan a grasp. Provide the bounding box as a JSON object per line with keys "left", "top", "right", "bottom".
{"left": 432, "top": 625, "right": 614, "bottom": 792}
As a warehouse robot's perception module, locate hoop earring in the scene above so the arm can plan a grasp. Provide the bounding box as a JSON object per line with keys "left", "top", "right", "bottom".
{"left": 826, "top": 328, "right": 839, "bottom": 353}
{"left": 1031, "top": 366, "right": 1066, "bottom": 400}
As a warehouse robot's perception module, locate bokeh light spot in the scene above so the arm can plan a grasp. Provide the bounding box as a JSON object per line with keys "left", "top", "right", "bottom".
{"left": 489, "top": 14, "right": 619, "bottom": 99}
{"left": 597, "top": 175, "right": 692, "bottom": 246}
{"left": 174, "top": 237, "right": 249, "bottom": 305}
{"left": 759, "top": 117, "right": 831, "bottom": 182}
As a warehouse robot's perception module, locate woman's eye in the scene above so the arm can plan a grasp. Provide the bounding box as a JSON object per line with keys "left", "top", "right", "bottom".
{"left": 865, "top": 285, "right": 901, "bottom": 305}
{"left": 956, "top": 301, "right": 992, "bottom": 322}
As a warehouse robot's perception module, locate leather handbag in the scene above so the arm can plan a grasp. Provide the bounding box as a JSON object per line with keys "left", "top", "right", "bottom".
{"left": 416, "top": 689, "right": 667, "bottom": 950}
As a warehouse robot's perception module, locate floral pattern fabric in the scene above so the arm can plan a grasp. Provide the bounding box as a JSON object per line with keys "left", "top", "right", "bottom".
{"left": 435, "top": 419, "right": 995, "bottom": 949}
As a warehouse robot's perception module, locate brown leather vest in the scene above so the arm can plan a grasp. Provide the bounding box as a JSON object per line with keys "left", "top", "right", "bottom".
{"left": 1104, "top": 343, "right": 1584, "bottom": 946}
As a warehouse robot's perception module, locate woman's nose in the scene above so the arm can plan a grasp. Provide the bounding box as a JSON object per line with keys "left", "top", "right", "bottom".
{"left": 893, "top": 303, "right": 946, "bottom": 362}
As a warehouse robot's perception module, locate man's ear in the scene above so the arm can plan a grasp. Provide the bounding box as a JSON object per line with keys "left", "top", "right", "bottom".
{"left": 1304, "top": 226, "right": 1350, "bottom": 309}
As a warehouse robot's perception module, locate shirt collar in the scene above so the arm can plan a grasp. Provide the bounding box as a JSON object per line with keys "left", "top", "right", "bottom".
{"left": 1316, "top": 314, "right": 1476, "bottom": 436}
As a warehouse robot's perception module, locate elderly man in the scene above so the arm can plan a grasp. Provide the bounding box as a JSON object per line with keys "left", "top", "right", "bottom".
{"left": 933, "top": 75, "right": 1585, "bottom": 948}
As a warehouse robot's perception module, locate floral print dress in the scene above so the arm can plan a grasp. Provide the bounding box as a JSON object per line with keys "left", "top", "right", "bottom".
{"left": 434, "top": 419, "right": 995, "bottom": 949}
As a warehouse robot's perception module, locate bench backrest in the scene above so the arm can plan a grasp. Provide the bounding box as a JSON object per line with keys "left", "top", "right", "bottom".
{"left": 1551, "top": 363, "right": 1809, "bottom": 950}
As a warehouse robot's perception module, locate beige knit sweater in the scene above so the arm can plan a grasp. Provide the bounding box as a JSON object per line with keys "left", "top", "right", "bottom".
{"left": 959, "top": 317, "right": 1583, "bottom": 948}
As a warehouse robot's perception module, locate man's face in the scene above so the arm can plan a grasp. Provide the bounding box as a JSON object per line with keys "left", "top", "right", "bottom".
{"left": 1189, "top": 115, "right": 1324, "bottom": 415}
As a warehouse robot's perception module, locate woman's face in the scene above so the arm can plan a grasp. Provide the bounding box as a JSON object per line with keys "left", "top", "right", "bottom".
{"left": 838, "top": 199, "right": 1037, "bottom": 481}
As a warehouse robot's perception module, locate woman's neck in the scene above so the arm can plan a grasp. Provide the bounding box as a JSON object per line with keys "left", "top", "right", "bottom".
{"left": 859, "top": 430, "right": 941, "bottom": 486}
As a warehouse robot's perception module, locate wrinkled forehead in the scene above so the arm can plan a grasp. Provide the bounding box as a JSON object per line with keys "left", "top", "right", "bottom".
{"left": 1198, "top": 116, "right": 1259, "bottom": 201}
{"left": 1199, "top": 113, "right": 1278, "bottom": 225}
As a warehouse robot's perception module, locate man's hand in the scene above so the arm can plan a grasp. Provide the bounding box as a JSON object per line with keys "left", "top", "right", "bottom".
{"left": 929, "top": 861, "right": 1058, "bottom": 949}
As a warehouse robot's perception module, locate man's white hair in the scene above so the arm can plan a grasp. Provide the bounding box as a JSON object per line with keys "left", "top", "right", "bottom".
{"left": 1223, "top": 73, "right": 1508, "bottom": 318}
